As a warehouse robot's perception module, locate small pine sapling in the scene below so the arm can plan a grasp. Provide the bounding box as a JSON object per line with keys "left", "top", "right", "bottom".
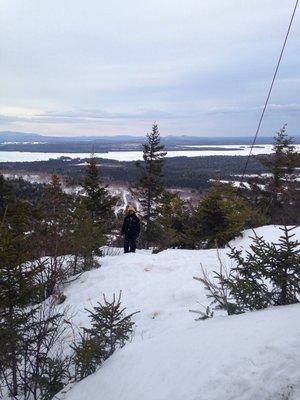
{"left": 85, "top": 292, "right": 139, "bottom": 357}
{"left": 226, "top": 226, "right": 300, "bottom": 310}
{"left": 226, "top": 238, "right": 272, "bottom": 311}
{"left": 261, "top": 226, "right": 299, "bottom": 305}
{"left": 72, "top": 292, "right": 139, "bottom": 381}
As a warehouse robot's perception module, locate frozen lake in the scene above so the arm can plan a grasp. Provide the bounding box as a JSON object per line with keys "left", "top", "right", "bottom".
{"left": 0, "top": 144, "right": 299, "bottom": 162}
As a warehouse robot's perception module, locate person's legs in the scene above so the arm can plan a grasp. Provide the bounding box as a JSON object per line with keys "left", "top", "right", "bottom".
{"left": 124, "top": 237, "right": 130, "bottom": 253}
{"left": 129, "top": 237, "right": 136, "bottom": 253}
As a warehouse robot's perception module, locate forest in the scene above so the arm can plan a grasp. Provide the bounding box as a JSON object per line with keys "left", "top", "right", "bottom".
{"left": 0, "top": 153, "right": 267, "bottom": 190}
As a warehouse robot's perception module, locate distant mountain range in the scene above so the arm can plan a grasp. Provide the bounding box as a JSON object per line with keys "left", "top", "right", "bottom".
{"left": 1, "top": 130, "right": 299, "bottom": 145}
{"left": 0, "top": 131, "right": 142, "bottom": 143}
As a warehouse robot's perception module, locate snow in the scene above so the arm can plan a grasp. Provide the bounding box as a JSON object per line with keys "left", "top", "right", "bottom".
{"left": 1, "top": 144, "right": 299, "bottom": 163}
{"left": 55, "top": 225, "right": 300, "bottom": 400}
{"left": 63, "top": 305, "right": 300, "bottom": 400}
{"left": 180, "top": 144, "right": 300, "bottom": 157}
{"left": 209, "top": 178, "right": 251, "bottom": 189}
{"left": 229, "top": 225, "right": 300, "bottom": 252}
{"left": 110, "top": 187, "right": 139, "bottom": 214}
{"left": 0, "top": 151, "right": 95, "bottom": 163}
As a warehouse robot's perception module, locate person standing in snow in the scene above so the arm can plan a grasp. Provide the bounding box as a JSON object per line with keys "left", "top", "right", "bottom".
{"left": 121, "top": 205, "right": 140, "bottom": 253}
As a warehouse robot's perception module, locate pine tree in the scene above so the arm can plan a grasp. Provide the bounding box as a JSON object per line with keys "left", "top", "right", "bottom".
{"left": 0, "top": 176, "right": 71, "bottom": 399}
{"left": 28, "top": 175, "right": 74, "bottom": 300}
{"left": 0, "top": 225, "right": 31, "bottom": 396}
{"left": 0, "top": 202, "right": 44, "bottom": 397}
{"left": 156, "top": 191, "right": 191, "bottom": 249}
{"left": 70, "top": 201, "right": 104, "bottom": 274}
{"left": 247, "top": 126, "right": 299, "bottom": 224}
{"left": 82, "top": 156, "right": 117, "bottom": 233}
{"left": 268, "top": 226, "right": 300, "bottom": 305}
{"left": 0, "top": 174, "right": 12, "bottom": 219}
{"left": 34, "top": 174, "right": 72, "bottom": 258}
{"left": 132, "top": 123, "right": 167, "bottom": 247}
{"left": 72, "top": 292, "right": 138, "bottom": 381}
{"left": 226, "top": 226, "right": 300, "bottom": 311}
{"left": 84, "top": 292, "right": 138, "bottom": 357}
{"left": 193, "top": 179, "right": 252, "bottom": 248}
{"left": 0, "top": 212, "right": 70, "bottom": 399}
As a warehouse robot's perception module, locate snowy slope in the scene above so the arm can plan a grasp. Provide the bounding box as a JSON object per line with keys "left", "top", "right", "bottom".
{"left": 58, "top": 226, "right": 300, "bottom": 400}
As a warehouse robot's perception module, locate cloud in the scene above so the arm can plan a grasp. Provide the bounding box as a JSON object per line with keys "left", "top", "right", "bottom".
{"left": 206, "top": 103, "right": 300, "bottom": 115}
{"left": 0, "top": 0, "right": 299, "bottom": 136}
{"left": 0, "top": 108, "right": 173, "bottom": 125}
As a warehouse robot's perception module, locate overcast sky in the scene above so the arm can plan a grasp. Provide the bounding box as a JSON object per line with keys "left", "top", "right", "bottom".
{"left": 0, "top": 0, "right": 299, "bottom": 137}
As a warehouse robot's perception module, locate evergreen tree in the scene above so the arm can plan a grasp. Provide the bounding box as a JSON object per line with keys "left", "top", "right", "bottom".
{"left": 0, "top": 202, "right": 44, "bottom": 397}
{"left": 132, "top": 123, "right": 167, "bottom": 247}
{"left": 34, "top": 174, "right": 72, "bottom": 258}
{"left": 0, "top": 225, "right": 32, "bottom": 396}
{"left": 226, "top": 226, "right": 300, "bottom": 311}
{"left": 247, "top": 126, "right": 299, "bottom": 224}
{"left": 193, "top": 179, "right": 252, "bottom": 248}
{"left": 0, "top": 175, "right": 34, "bottom": 236}
{"left": 156, "top": 191, "right": 192, "bottom": 249}
{"left": 82, "top": 156, "right": 117, "bottom": 233}
{"left": 0, "top": 176, "right": 71, "bottom": 399}
{"left": 0, "top": 174, "right": 12, "bottom": 219}
{"left": 29, "top": 175, "right": 73, "bottom": 300}
{"left": 72, "top": 292, "right": 138, "bottom": 381}
{"left": 70, "top": 201, "right": 104, "bottom": 274}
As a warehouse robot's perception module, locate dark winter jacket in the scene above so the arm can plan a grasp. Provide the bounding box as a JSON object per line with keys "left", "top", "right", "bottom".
{"left": 121, "top": 214, "right": 141, "bottom": 238}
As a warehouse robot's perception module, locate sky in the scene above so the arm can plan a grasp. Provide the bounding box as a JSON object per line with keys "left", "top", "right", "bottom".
{"left": 0, "top": 0, "right": 299, "bottom": 137}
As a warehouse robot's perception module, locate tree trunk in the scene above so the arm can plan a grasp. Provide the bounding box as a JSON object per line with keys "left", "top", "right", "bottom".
{"left": 8, "top": 304, "right": 18, "bottom": 397}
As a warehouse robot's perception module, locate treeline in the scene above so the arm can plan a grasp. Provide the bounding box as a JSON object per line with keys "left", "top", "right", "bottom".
{"left": 0, "top": 154, "right": 266, "bottom": 191}
{"left": 130, "top": 124, "right": 299, "bottom": 250}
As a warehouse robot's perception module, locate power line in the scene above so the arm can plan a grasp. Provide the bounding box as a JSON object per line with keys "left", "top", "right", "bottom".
{"left": 238, "top": 0, "right": 299, "bottom": 191}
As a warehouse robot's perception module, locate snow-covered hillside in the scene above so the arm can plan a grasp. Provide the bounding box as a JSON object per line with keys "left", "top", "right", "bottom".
{"left": 58, "top": 226, "right": 300, "bottom": 400}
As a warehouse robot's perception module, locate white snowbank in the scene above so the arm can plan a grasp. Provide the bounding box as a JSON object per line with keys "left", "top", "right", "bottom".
{"left": 229, "top": 225, "right": 300, "bottom": 251}
{"left": 59, "top": 226, "right": 300, "bottom": 400}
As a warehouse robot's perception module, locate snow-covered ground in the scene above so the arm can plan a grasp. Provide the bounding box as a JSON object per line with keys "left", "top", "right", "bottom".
{"left": 56, "top": 225, "right": 300, "bottom": 400}
{"left": 1, "top": 144, "right": 300, "bottom": 163}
